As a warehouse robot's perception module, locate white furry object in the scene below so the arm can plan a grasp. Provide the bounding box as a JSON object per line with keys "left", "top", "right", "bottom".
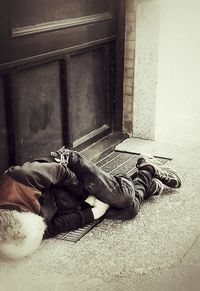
{"left": 0, "top": 211, "right": 46, "bottom": 260}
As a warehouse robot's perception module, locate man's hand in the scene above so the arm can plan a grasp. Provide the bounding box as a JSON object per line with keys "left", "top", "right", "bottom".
{"left": 91, "top": 198, "right": 110, "bottom": 219}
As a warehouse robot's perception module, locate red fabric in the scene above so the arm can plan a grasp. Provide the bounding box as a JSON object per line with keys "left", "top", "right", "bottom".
{"left": 0, "top": 174, "right": 41, "bottom": 214}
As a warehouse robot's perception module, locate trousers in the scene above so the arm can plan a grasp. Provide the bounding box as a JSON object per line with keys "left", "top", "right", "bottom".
{"left": 66, "top": 151, "right": 153, "bottom": 219}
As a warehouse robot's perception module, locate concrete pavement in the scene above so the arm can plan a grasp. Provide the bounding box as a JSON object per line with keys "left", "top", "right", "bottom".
{"left": 0, "top": 137, "right": 200, "bottom": 291}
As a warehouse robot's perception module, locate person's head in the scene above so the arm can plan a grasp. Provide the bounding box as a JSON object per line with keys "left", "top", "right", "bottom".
{"left": 0, "top": 209, "right": 46, "bottom": 260}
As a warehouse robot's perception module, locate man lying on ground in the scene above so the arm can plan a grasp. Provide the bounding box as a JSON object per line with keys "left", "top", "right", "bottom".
{"left": 0, "top": 148, "right": 181, "bottom": 259}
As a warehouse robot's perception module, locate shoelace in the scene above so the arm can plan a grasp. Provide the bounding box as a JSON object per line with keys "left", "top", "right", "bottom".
{"left": 155, "top": 168, "right": 174, "bottom": 182}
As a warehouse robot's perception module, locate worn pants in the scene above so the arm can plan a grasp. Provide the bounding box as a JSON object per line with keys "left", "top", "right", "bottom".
{"left": 66, "top": 151, "right": 153, "bottom": 218}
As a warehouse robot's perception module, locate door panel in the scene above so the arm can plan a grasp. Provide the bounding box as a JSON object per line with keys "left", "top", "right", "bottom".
{"left": 12, "top": 62, "right": 63, "bottom": 162}
{"left": 1, "top": 0, "right": 118, "bottom": 65}
{"left": 68, "top": 47, "right": 110, "bottom": 147}
{"left": 11, "top": 0, "right": 111, "bottom": 26}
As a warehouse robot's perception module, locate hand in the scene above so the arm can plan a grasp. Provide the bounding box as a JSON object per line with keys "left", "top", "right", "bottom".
{"left": 91, "top": 198, "right": 110, "bottom": 219}
{"left": 84, "top": 195, "right": 96, "bottom": 207}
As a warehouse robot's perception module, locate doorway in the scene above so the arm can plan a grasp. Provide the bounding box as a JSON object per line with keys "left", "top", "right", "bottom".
{"left": 0, "top": 0, "right": 125, "bottom": 172}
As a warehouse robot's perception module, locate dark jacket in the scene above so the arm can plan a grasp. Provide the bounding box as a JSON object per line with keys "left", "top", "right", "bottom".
{"left": 0, "top": 159, "right": 94, "bottom": 238}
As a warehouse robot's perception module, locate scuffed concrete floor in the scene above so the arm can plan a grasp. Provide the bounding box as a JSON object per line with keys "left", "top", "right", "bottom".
{"left": 1, "top": 138, "right": 200, "bottom": 291}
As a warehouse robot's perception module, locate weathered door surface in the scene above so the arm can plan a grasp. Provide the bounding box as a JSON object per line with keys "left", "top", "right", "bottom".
{"left": 0, "top": 0, "right": 125, "bottom": 172}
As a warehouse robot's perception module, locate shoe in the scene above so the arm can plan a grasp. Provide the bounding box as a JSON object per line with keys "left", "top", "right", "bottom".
{"left": 149, "top": 178, "right": 164, "bottom": 196}
{"left": 136, "top": 154, "right": 181, "bottom": 188}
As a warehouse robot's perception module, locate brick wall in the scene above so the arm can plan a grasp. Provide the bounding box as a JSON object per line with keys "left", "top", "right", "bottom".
{"left": 123, "top": 0, "right": 136, "bottom": 134}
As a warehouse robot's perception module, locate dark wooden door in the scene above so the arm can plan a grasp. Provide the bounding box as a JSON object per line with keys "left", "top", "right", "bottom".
{"left": 0, "top": 0, "right": 125, "bottom": 172}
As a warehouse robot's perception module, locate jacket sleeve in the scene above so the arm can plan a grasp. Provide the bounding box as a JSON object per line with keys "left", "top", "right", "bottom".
{"left": 7, "top": 161, "right": 85, "bottom": 197}
{"left": 44, "top": 208, "right": 94, "bottom": 238}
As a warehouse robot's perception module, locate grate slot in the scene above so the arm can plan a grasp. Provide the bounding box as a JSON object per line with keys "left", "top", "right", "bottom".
{"left": 56, "top": 218, "right": 103, "bottom": 242}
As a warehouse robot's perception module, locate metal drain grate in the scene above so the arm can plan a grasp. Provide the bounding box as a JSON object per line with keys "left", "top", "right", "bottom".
{"left": 56, "top": 217, "right": 104, "bottom": 242}
{"left": 56, "top": 151, "right": 169, "bottom": 242}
